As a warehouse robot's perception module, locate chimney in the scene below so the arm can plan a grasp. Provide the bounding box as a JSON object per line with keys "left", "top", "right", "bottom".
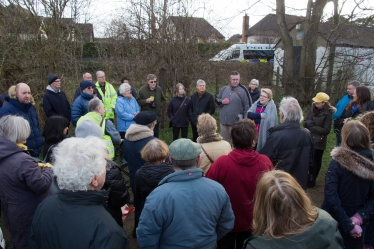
{"left": 242, "top": 14, "right": 249, "bottom": 43}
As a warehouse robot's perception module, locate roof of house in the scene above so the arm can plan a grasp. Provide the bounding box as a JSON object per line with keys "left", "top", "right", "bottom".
{"left": 227, "top": 34, "right": 241, "bottom": 43}
{"left": 169, "top": 16, "right": 225, "bottom": 40}
{"left": 246, "top": 14, "right": 305, "bottom": 37}
{"left": 318, "top": 23, "right": 374, "bottom": 48}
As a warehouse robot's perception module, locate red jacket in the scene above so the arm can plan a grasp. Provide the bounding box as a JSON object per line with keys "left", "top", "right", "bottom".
{"left": 206, "top": 148, "right": 273, "bottom": 232}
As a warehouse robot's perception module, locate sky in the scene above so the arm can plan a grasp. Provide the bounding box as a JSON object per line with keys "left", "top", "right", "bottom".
{"left": 87, "top": 0, "right": 370, "bottom": 39}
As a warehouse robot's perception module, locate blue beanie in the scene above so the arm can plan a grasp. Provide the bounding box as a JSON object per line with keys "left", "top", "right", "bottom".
{"left": 80, "top": 80, "right": 94, "bottom": 91}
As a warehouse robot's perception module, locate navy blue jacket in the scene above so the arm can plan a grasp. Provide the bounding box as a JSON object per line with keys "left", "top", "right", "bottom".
{"left": 167, "top": 96, "right": 190, "bottom": 127}
{"left": 43, "top": 89, "right": 71, "bottom": 123}
{"left": 71, "top": 92, "right": 93, "bottom": 126}
{"left": 0, "top": 96, "right": 43, "bottom": 156}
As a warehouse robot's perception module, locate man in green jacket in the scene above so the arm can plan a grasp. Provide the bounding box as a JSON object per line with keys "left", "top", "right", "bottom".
{"left": 95, "top": 70, "right": 117, "bottom": 120}
{"left": 137, "top": 74, "right": 165, "bottom": 138}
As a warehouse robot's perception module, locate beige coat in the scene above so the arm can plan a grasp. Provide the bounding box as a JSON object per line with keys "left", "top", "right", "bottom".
{"left": 197, "top": 133, "right": 232, "bottom": 174}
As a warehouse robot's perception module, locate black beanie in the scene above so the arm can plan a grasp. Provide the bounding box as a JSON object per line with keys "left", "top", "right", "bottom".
{"left": 47, "top": 74, "right": 59, "bottom": 85}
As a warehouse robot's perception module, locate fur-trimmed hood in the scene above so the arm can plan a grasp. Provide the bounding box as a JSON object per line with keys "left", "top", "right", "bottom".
{"left": 196, "top": 133, "right": 223, "bottom": 143}
{"left": 331, "top": 147, "right": 374, "bottom": 180}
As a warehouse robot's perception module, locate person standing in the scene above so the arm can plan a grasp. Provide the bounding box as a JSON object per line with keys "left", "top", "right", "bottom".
{"left": 216, "top": 71, "right": 252, "bottom": 143}
{"left": 167, "top": 83, "right": 190, "bottom": 141}
{"left": 189, "top": 79, "right": 215, "bottom": 142}
{"left": 95, "top": 70, "right": 117, "bottom": 120}
{"left": 248, "top": 79, "right": 260, "bottom": 103}
{"left": 259, "top": 97, "right": 314, "bottom": 190}
{"left": 137, "top": 74, "right": 165, "bottom": 138}
{"left": 333, "top": 80, "right": 360, "bottom": 145}
{"left": 71, "top": 80, "right": 95, "bottom": 126}
{"left": 72, "top": 72, "right": 102, "bottom": 101}
{"left": 303, "top": 92, "right": 335, "bottom": 187}
{"left": 43, "top": 74, "right": 71, "bottom": 124}
{"left": 0, "top": 83, "right": 43, "bottom": 157}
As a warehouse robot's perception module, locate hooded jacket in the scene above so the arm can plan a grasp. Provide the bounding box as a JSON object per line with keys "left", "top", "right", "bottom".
{"left": 0, "top": 135, "right": 53, "bottom": 249}
{"left": 322, "top": 147, "right": 374, "bottom": 235}
{"left": 71, "top": 91, "right": 93, "bottom": 126}
{"left": 43, "top": 85, "right": 71, "bottom": 123}
{"left": 206, "top": 148, "right": 273, "bottom": 232}
{"left": 0, "top": 96, "right": 43, "bottom": 156}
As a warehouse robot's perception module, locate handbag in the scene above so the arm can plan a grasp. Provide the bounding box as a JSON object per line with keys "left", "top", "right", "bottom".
{"left": 169, "top": 97, "right": 187, "bottom": 128}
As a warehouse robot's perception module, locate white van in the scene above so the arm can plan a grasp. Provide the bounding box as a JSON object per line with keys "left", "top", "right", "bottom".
{"left": 210, "top": 43, "right": 276, "bottom": 62}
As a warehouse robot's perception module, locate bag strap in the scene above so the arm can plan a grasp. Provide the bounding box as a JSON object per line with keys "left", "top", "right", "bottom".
{"left": 43, "top": 144, "right": 56, "bottom": 163}
{"left": 200, "top": 145, "right": 214, "bottom": 164}
{"left": 173, "top": 97, "right": 187, "bottom": 116}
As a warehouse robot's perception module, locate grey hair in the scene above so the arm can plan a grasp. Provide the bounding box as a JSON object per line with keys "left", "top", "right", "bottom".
{"left": 88, "top": 98, "right": 103, "bottom": 112}
{"left": 119, "top": 83, "right": 131, "bottom": 95}
{"left": 146, "top": 74, "right": 157, "bottom": 81}
{"left": 0, "top": 115, "right": 30, "bottom": 143}
{"left": 196, "top": 79, "right": 205, "bottom": 86}
{"left": 96, "top": 70, "right": 104, "bottom": 77}
{"left": 53, "top": 137, "right": 108, "bottom": 191}
{"left": 250, "top": 79, "right": 259, "bottom": 87}
{"left": 279, "top": 97, "right": 303, "bottom": 123}
{"left": 348, "top": 80, "right": 361, "bottom": 88}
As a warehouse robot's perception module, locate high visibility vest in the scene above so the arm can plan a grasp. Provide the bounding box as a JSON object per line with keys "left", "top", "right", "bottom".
{"left": 95, "top": 81, "right": 117, "bottom": 119}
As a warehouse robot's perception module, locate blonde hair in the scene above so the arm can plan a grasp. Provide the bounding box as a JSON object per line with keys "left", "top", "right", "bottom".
{"left": 197, "top": 114, "right": 217, "bottom": 136}
{"left": 173, "top": 83, "right": 185, "bottom": 97}
{"left": 252, "top": 171, "right": 317, "bottom": 238}
{"left": 261, "top": 88, "right": 273, "bottom": 99}
{"left": 141, "top": 138, "right": 169, "bottom": 164}
{"left": 341, "top": 120, "right": 371, "bottom": 149}
{"left": 8, "top": 85, "right": 16, "bottom": 99}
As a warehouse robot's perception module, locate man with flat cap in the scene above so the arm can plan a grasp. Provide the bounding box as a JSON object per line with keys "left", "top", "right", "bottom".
{"left": 121, "top": 111, "right": 157, "bottom": 238}
{"left": 71, "top": 80, "right": 95, "bottom": 126}
{"left": 43, "top": 74, "right": 71, "bottom": 123}
{"left": 136, "top": 138, "right": 235, "bottom": 249}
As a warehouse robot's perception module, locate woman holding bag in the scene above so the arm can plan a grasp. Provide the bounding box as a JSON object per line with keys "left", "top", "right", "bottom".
{"left": 167, "top": 83, "right": 190, "bottom": 141}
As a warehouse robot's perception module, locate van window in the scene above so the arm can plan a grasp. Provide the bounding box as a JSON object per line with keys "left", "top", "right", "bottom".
{"left": 232, "top": 50, "right": 240, "bottom": 59}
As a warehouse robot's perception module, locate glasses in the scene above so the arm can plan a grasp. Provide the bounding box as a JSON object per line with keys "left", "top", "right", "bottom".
{"left": 149, "top": 80, "right": 157, "bottom": 83}
{"left": 260, "top": 95, "right": 269, "bottom": 98}
{"left": 86, "top": 87, "right": 93, "bottom": 89}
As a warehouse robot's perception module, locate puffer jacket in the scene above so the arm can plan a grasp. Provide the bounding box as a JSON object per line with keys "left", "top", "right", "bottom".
{"left": 322, "top": 147, "right": 374, "bottom": 247}
{"left": 71, "top": 92, "right": 93, "bottom": 126}
{"left": 304, "top": 104, "right": 336, "bottom": 150}
{"left": 0, "top": 96, "right": 43, "bottom": 157}
{"left": 0, "top": 135, "right": 53, "bottom": 249}
{"left": 134, "top": 162, "right": 174, "bottom": 203}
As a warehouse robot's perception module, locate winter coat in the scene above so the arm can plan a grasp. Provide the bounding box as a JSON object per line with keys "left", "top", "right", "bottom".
{"left": 95, "top": 81, "right": 117, "bottom": 119}
{"left": 206, "top": 148, "right": 273, "bottom": 232}
{"left": 188, "top": 91, "right": 215, "bottom": 126}
{"left": 73, "top": 85, "right": 102, "bottom": 102}
{"left": 167, "top": 96, "right": 190, "bottom": 127}
{"left": 0, "top": 136, "right": 53, "bottom": 249}
{"left": 134, "top": 162, "right": 174, "bottom": 203}
{"left": 42, "top": 86, "right": 71, "bottom": 123}
{"left": 0, "top": 96, "right": 43, "bottom": 157}
{"left": 259, "top": 122, "right": 314, "bottom": 189}
{"left": 304, "top": 104, "right": 336, "bottom": 150}
{"left": 137, "top": 85, "right": 165, "bottom": 123}
{"left": 115, "top": 95, "right": 140, "bottom": 132}
{"left": 322, "top": 147, "right": 374, "bottom": 248}
{"left": 196, "top": 133, "right": 232, "bottom": 173}
{"left": 243, "top": 209, "right": 344, "bottom": 249}
{"left": 216, "top": 84, "right": 251, "bottom": 125}
{"left": 28, "top": 190, "right": 130, "bottom": 249}
{"left": 71, "top": 92, "right": 93, "bottom": 126}
{"left": 335, "top": 100, "right": 374, "bottom": 129}
{"left": 248, "top": 87, "right": 260, "bottom": 103}
{"left": 102, "top": 160, "right": 130, "bottom": 227}
{"left": 136, "top": 168, "right": 235, "bottom": 249}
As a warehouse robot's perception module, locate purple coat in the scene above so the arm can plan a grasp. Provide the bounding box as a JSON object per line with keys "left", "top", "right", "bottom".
{"left": 0, "top": 136, "right": 53, "bottom": 249}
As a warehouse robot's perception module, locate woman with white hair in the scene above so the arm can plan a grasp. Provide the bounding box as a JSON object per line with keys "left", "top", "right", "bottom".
{"left": 0, "top": 115, "right": 53, "bottom": 249}
{"left": 28, "top": 137, "right": 130, "bottom": 249}
{"left": 248, "top": 79, "right": 260, "bottom": 102}
{"left": 116, "top": 83, "right": 140, "bottom": 138}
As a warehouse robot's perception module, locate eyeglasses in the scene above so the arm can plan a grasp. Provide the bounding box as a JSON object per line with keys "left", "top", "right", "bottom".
{"left": 260, "top": 95, "right": 269, "bottom": 98}
{"left": 86, "top": 87, "right": 93, "bottom": 89}
{"left": 149, "top": 80, "right": 157, "bottom": 83}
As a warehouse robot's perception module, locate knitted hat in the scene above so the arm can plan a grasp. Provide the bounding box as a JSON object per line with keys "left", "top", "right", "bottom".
{"left": 47, "top": 74, "right": 59, "bottom": 85}
{"left": 75, "top": 120, "right": 102, "bottom": 139}
{"left": 134, "top": 111, "right": 158, "bottom": 125}
{"left": 80, "top": 80, "right": 94, "bottom": 91}
{"left": 169, "top": 138, "right": 202, "bottom": 161}
{"left": 312, "top": 92, "right": 330, "bottom": 103}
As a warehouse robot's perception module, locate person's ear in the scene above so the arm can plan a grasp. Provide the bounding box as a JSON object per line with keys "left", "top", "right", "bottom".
{"left": 91, "top": 176, "right": 98, "bottom": 188}
{"left": 169, "top": 156, "right": 173, "bottom": 163}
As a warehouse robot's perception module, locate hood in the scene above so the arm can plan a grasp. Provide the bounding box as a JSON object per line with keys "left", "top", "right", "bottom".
{"left": 46, "top": 85, "right": 60, "bottom": 93}
{"left": 228, "top": 148, "right": 260, "bottom": 166}
{"left": 331, "top": 147, "right": 374, "bottom": 180}
{"left": 197, "top": 133, "right": 223, "bottom": 143}
{"left": 125, "top": 124, "right": 154, "bottom": 142}
{"left": 7, "top": 98, "right": 32, "bottom": 113}
{"left": 0, "top": 135, "right": 26, "bottom": 161}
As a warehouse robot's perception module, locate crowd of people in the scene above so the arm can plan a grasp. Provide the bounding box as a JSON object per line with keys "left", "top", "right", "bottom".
{"left": 0, "top": 70, "right": 373, "bottom": 249}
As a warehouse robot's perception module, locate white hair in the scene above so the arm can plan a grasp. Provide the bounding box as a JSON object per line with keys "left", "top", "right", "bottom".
{"left": 279, "top": 97, "right": 304, "bottom": 123}
{"left": 119, "top": 83, "right": 131, "bottom": 95}
{"left": 196, "top": 79, "right": 205, "bottom": 86}
{"left": 0, "top": 115, "right": 30, "bottom": 143}
{"left": 53, "top": 137, "right": 108, "bottom": 191}
{"left": 250, "top": 79, "right": 259, "bottom": 87}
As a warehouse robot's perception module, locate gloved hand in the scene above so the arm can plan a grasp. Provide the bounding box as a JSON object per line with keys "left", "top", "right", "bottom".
{"left": 350, "top": 213, "right": 363, "bottom": 225}
{"left": 304, "top": 120, "right": 315, "bottom": 128}
{"left": 349, "top": 224, "right": 362, "bottom": 237}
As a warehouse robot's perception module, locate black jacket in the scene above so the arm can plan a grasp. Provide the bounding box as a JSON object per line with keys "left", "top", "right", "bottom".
{"left": 189, "top": 91, "right": 215, "bottom": 126}
{"left": 335, "top": 101, "right": 374, "bottom": 128}
{"left": 29, "top": 190, "right": 130, "bottom": 249}
{"left": 322, "top": 148, "right": 374, "bottom": 232}
{"left": 248, "top": 88, "right": 260, "bottom": 103}
{"left": 167, "top": 96, "right": 191, "bottom": 127}
{"left": 134, "top": 162, "right": 174, "bottom": 203}
{"left": 259, "top": 122, "right": 314, "bottom": 189}
{"left": 43, "top": 89, "right": 71, "bottom": 123}
{"left": 103, "top": 160, "right": 130, "bottom": 226}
